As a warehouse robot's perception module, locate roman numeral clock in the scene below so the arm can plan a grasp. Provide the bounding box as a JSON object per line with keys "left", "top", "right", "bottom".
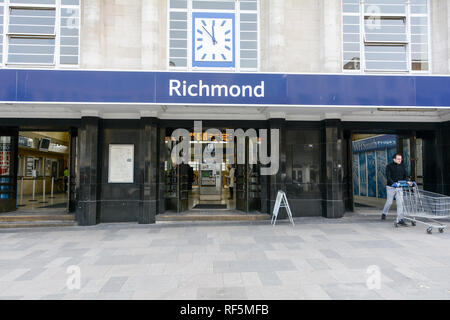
{"left": 192, "top": 12, "right": 235, "bottom": 68}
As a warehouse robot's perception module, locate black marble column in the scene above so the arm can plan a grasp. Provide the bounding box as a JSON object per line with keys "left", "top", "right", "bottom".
{"left": 138, "top": 117, "right": 159, "bottom": 224}
{"left": 437, "top": 121, "right": 450, "bottom": 196}
{"left": 343, "top": 130, "right": 354, "bottom": 212}
{"left": 321, "top": 119, "right": 345, "bottom": 219}
{"left": 267, "top": 118, "right": 287, "bottom": 217}
{"left": 76, "top": 117, "right": 101, "bottom": 226}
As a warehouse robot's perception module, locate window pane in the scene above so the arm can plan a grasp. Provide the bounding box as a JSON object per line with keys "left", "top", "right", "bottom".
{"left": 61, "top": 0, "right": 80, "bottom": 5}
{"left": 170, "top": 12, "right": 187, "bottom": 20}
{"left": 170, "top": 0, "right": 187, "bottom": 9}
{"left": 8, "top": 53, "right": 54, "bottom": 64}
{"left": 170, "top": 39, "right": 187, "bottom": 48}
{"left": 410, "top": 1, "right": 429, "bottom": 71}
{"left": 169, "top": 58, "right": 187, "bottom": 67}
{"left": 60, "top": 55, "right": 78, "bottom": 64}
{"left": 8, "top": 37, "right": 55, "bottom": 64}
{"left": 9, "top": 8, "right": 56, "bottom": 35}
{"left": 342, "top": 0, "right": 360, "bottom": 70}
{"left": 240, "top": 59, "right": 257, "bottom": 68}
{"left": 241, "top": 2, "right": 257, "bottom": 11}
{"left": 192, "top": 1, "right": 234, "bottom": 10}
{"left": 365, "top": 45, "right": 407, "bottom": 70}
{"left": 0, "top": 6, "right": 2, "bottom": 64}
{"left": 364, "top": 0, "right": 407, "bottom": 15}
{"left": 60, "top": 6, "right": 79, "bottom": 64}
{"left": 10, "top": 0, "right": 55, "bottom": 4}
{"left": 240, "top": 40, "right": 257, "bottom": 50}
{"left": 240, "top": 31, "right": 257, "bottom": 41}
{"left": 364, "top": 17, "right": 407, "bottom": 42}
{"left": 170, "top": 48, "right": 187, "bottom": 58}
{"left": 240, "top": 50, "right": 257, "bottom": 59}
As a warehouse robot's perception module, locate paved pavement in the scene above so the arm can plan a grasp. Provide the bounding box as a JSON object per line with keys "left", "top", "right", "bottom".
{"left": 0, "top": 214, "right": 449, "bottom": 300}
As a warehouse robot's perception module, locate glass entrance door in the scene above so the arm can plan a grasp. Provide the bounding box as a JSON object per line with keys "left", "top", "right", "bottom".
{"left": 0, "top": 128, "right": 18, "bottom": 213}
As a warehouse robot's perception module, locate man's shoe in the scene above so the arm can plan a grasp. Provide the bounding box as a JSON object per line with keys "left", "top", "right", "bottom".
{"left": 397, "top": 219, "right": 408, "bottom": 227}
{"left": 381, "top": 214, "right": 386, "bottom": 220}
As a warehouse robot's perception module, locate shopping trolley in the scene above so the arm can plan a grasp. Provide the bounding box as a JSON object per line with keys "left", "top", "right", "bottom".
{"left": 394, "top": 181, "right": 449, "bottom": 234}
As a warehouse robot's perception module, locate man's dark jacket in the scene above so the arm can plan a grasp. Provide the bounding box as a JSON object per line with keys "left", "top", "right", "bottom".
{"left": 386, "top": 162, "right": 407, "bottom": 186}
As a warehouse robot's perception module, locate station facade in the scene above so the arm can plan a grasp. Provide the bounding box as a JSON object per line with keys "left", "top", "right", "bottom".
{"left": 0, "top": 0, "right": 450, "bottom": 225}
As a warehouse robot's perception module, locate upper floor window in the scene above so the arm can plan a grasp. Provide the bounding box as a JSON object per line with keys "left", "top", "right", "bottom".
{"left": 342, "top": 0, "right": 430, "bottom": 73}
{"left": 0, "top": 0, "right": 80, "bottom": 67}
{"left": 169, "top": 0, "right": 259, "bottom": 71}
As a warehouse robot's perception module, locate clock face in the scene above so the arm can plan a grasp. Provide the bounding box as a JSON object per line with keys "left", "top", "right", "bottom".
{"left": 192, "top": 12, "right": 235, "bottom": 68}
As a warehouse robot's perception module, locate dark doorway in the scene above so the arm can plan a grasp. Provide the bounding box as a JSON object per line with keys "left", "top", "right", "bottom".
{"left": 348, "top": 131, "right": 434, "bottom": 213}
{"left": 162, "top": 126, "right": 262, "bottom": 214}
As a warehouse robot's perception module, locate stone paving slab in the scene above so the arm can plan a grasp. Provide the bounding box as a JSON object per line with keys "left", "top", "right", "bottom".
{"left": 0, "top": 216, "right": 449, "bottom": 300}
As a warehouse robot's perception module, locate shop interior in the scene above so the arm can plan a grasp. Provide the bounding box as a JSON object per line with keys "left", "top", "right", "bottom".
{"left": 164, "top": 129, "right": 261, "bottom": 213}
{"left": 15, "top": 131, "right": 70, "bottom": 212}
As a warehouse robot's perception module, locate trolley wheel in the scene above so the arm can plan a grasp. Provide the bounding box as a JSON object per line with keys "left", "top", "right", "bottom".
{"left": 439, "top": 228, "right": 444, "bottom": 233}
{"left": 411, "top": 221, "right": 416, "bottom": 227}
{"left": 426, "top": 227, "right": 433, "bottom": 234}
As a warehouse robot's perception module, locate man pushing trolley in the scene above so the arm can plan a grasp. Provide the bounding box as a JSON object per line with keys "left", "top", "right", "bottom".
{"left": 382, "top": 153, "right": 448, "bottom": 234}
{"left": 381, "top": 153, "right": 411, "bottom": 226}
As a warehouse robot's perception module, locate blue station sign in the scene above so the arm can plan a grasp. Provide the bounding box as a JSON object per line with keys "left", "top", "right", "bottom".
{"left": 1, "top": 69, "right": 450, "bottom": 107}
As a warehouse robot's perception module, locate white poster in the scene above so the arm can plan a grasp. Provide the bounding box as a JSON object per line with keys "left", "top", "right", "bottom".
{"left": 108, "top": 144, "right": 134, "bottom": 183}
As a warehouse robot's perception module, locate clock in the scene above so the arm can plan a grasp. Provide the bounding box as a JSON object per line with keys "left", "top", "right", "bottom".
{"left": 192, "top": 12, "right": 235, "bottom": 68}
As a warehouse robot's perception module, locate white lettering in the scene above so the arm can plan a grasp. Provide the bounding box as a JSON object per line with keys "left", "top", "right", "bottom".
{"left": 168, "top": 80, "right": 266, "bottom": 98}
{"left": 182, "top": 80, "right": 187, "bottom": 96}
{"left": 229, "top": 85, "right": 241, "bottom": 97}
{"left": 169, "top": 79, "right": 181, "bottom": 96}
{"left": 211, "top": 84, "right": 228, "bottom": 97}
{"left": 188, "top": 84, "right": 198, "bottom": 96}
{"left": 199, "top": 80, "right": 209, "bottom": 96}
{"left": 242, "top": 85, "right": 252, "bottom": 97}
{"left": 254, "top": 81, "right": 265, "bottom": 97}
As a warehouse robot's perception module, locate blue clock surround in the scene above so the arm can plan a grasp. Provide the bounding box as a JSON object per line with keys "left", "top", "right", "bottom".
{"left": 192, "top": 12, "right": 236, "bottom": 68}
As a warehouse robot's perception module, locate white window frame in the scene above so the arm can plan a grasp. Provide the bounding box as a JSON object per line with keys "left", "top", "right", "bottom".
{"left": 341, "top": 4, "right": 361, "bottom": 73}
{"left": 58, "top": 1, "right": 80, "bottom": 68}
{"left": 0, "top": 0, "right": 80, "bottom": 69}
{"left": 342, "top": 0, "right": 431, "bottom": 74}
{"left": 409, "top": 1, "right": 431, "bottom": 73}
{"left": 167, "top": 0, "right": 260, "bottom": 72}
{"left": 0, "top": 2, "right": 4, "bottom": 67}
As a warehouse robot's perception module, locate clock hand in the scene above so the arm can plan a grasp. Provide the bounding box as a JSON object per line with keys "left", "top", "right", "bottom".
{"left": 202, "top": 25, "right": 215, "bottom": 43}
{"left": 212, "top": 23, "right": 217, "bottom": 45}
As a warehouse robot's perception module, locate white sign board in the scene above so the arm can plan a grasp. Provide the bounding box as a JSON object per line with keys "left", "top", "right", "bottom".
{"left": 108, "top": 144, "right": 134, "bottom": 183}
{"left": 271, "top": 190, "right": 295, "bottom": 226}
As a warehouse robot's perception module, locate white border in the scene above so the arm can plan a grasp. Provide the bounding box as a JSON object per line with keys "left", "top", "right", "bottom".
{"left": 108, "top": 144, "right": 134, "bottom": 184}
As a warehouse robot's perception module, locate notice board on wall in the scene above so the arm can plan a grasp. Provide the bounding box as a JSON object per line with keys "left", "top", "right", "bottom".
{"left": 108, "top": 144, "right": 134, "bottom": 183}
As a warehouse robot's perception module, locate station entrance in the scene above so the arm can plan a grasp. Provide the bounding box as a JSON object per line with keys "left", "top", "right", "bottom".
{"left": 349, "top": 131, "right": 435, "bottom": 213}
{"left": 163, "top": 127, "right": 262, "bottom": 214}
{"left": 0, "top": 127, "right": 77, "bottom": 215}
